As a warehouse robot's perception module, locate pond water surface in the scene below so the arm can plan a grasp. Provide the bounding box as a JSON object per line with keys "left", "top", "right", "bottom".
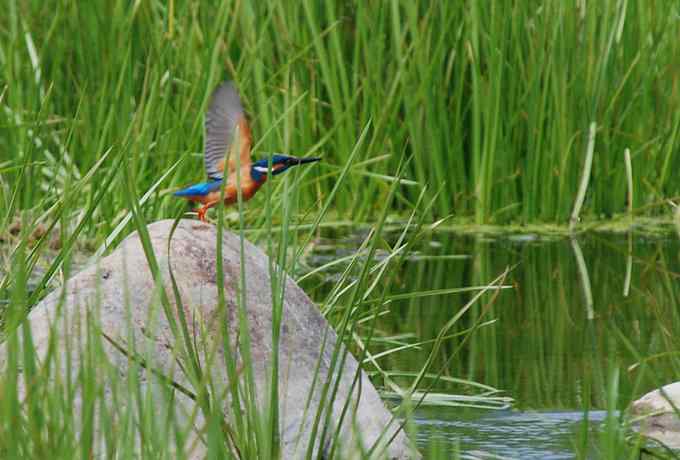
{"left": 301, "top": 231, "right": 680, "bottom": 458}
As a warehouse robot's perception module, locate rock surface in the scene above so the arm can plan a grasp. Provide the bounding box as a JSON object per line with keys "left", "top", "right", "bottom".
{"left": 1, "top": 219, "right": 418, "bottom": 459}
{"left": 629, "top": 382, "right": 680, "bottom": 449}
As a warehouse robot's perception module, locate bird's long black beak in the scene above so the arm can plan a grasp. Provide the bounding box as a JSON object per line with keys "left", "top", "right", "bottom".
{"left": 292, "top": 156, "right": 321, "bottom": 165}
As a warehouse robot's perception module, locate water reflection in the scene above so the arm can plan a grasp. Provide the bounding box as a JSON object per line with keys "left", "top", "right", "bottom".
{"left": 302, "top": 231, "right": 680, "bottom": 456}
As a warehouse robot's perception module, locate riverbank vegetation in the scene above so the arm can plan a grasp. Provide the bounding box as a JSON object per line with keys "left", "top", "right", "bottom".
{"left": 2, "top": 1, "right": 679, "bottom": 233}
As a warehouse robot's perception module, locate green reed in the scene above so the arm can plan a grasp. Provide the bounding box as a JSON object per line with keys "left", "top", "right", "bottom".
{"left": 2, "top": 1, "right": 680, "bottom": 234}
{"left": 0, "top": 109, "right": 484, "bottom": 458}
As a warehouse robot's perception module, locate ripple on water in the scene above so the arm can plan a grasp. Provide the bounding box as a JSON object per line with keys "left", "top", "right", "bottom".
{"left": 414, "top": 407, "right": 610, "bottom": 459}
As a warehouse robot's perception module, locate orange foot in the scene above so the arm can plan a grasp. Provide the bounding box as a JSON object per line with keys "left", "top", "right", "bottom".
{"left": 197, "top": 206, "right": 208, "bottom": 222}
{"left": 197, "top": 201, "right": 218, "bottom": 222}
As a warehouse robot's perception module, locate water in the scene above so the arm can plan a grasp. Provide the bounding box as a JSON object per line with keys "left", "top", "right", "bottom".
{"left": 301, "top": 230, "right": 680, "bottom": 458}
{"left": 415, "top": 407, "right": 610, "bottom": 459}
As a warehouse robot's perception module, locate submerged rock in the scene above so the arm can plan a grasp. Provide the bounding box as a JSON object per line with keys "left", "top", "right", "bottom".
{"left": 0, "top": 219, "right": 418, "bottom": 459}
{"left": 629, "top": 382, "right": 680, "bottom": 449}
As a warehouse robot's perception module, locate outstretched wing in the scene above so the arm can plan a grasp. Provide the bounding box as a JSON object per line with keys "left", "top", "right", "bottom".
{"left": 204, "top": 81, "right": 252, "bottom": 180}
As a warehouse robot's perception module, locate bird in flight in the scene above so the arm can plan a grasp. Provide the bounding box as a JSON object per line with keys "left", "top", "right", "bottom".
{"left": 174, "top": 81, "right": 320, "bottom": 222}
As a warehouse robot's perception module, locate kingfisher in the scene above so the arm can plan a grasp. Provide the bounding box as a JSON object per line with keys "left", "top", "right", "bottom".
{"left": 174, "top": 81, "right": 320, "bottom": 222}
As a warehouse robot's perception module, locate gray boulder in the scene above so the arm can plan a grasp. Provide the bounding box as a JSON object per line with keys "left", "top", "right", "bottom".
{"left": 629, "top": 382, "right": 680, "bottom": 449}
{"left": 1, "top": 219, "right": 418, "bottom": 459}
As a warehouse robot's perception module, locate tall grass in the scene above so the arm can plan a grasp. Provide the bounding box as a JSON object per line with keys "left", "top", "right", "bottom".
{"left": 2, "top": 1, "right": 679, "bottom": 233}
{"left": 0, "top": 122, "right": 513, "bottom": 459}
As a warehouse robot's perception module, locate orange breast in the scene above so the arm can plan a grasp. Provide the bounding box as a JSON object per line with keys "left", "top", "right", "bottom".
{"left": 219, "top": 167, "right": 266, "bottom": 205}
{"left": 233, "top": 167, "right": 265, "bottom": 201}
{"left": 193, "top": 167, "right": 265, "bottom": 207}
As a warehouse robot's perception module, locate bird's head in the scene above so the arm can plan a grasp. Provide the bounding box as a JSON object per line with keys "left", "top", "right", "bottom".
{"left": 250, "top": 154, "right": 320, "bottom": 181}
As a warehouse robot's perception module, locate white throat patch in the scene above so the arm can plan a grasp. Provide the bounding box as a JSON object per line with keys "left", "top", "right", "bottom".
{"left": 253, "top": 166, "right": 269, "bottom": 173}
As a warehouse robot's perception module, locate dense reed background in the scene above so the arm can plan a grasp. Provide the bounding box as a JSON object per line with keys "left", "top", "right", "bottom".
{"left": 1, "top": 0, "right": 679, "bottom": 232}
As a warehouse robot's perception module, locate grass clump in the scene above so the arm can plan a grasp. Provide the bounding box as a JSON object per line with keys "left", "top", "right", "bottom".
{"left": 0, "top": 115, "right": 513, "bottom": 458}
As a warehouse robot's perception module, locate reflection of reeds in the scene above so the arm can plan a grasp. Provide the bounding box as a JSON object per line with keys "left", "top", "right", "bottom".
{"left": 359, "top": 234, "right": 680, "bottom": 412}
{"left": 570, "top": 237, "right": 594, "bottom": 320}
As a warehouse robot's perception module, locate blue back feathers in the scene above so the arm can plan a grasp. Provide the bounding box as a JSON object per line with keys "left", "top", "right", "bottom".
{"left": 175, "top": 154, "right": 313, "bottom": 196}
{"left": 173, "top": 180, "right": 222, "bottom": 197}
